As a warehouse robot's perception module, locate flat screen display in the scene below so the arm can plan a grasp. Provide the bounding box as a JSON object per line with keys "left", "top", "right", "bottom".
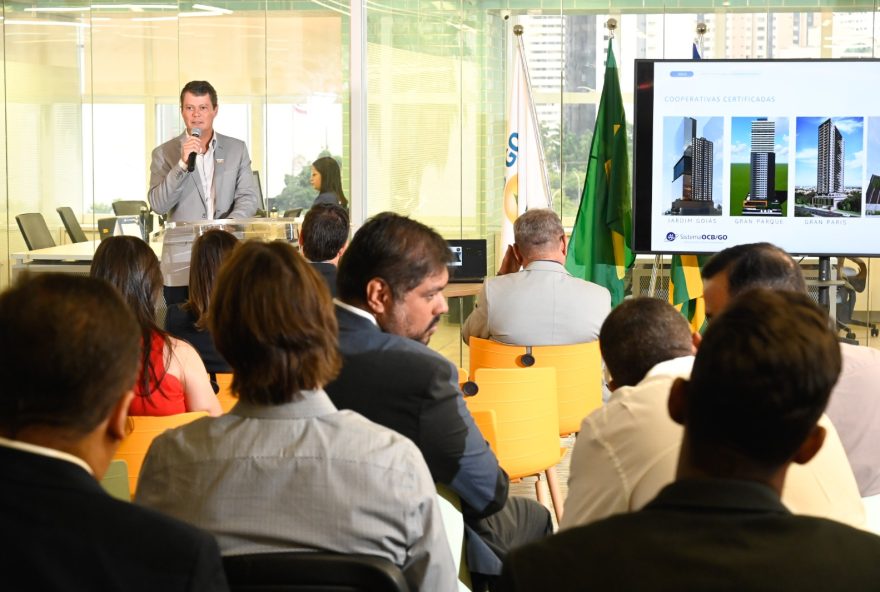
{"left": 633, "top": 58, "right": 880, "bottom": 256}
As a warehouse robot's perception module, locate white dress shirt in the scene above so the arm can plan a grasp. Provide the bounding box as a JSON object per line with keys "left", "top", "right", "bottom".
{"left": 0, "top": 436, "right": 93, "bottom": 476}
{"left": 561, "top": 356, "right": 866, "bottom": 530}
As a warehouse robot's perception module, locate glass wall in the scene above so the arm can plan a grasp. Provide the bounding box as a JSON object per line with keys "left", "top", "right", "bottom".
{"left": 2, "top": 0, "right": 879, "bottom": 352}
{"left": 2, "top": 0, "right": 348, "bottom": 284}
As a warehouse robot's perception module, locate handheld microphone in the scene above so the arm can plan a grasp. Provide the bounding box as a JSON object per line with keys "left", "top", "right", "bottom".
{"left": 186, "top": 127, "right": 202, "bottom": 172}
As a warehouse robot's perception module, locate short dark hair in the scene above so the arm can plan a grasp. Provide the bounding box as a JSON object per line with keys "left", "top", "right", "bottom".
{"left": 91, "top": 236, "right": 171, "bottom": 400}
{"left": 0, "top": 274, "right": 140, "bottom": 437}
{"left": 514, "top": 209, "right": 564, "bottom": 259}
{"left": 301, "top": 204, "right": 349, "bottom": 262}
{"left": 180, "top": 80, "right": 218, "bottom": 108}
{"left": 599, "top": 297, "right": 693, "bottom": 388}
{"left": 337, "top": 212, "right": 451, "bottom": 303}
{"left": 209, "top": 241, "right": 341, "bottom": 406}
{"left": 687, "top": 289, "right": 840, "bottom": 470}
{"left": 702, "top": 242, "right": 806, "bottom": 297}
{"left": 312, "top": 156, "right": 348, "bottom": 207}
{"left": 184, "top": 229, "right": 239, "bottom": 330}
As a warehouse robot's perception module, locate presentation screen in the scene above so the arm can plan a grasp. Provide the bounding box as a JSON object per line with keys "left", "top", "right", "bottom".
{"left": 633, "top": 58, "right": 880, "bottom": 256}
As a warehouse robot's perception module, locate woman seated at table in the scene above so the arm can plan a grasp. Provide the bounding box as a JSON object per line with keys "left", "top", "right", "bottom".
{"left": 91, "top": 236, "right": 221, "bottom": 417}
{"left": 165, "top": 229, "right": 238, "bottom": 379}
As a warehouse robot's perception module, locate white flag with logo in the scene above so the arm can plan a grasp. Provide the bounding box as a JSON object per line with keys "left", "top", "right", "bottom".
{"left": 501, "top": 35, "right": 552, "bottom": 258}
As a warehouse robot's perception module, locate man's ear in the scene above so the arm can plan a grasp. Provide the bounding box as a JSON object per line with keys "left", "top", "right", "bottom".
{"left": 560, "top": 234, "right": 568, "bottom": 257}
{"left": 667, "top": 377, "right": 689, "bottom": 426}
{"left": 691, "top": 331, "right": 702, "bottom": 353}
{"left": 364, "top": 277, "right": 393, "bottom": 316}
{"left": 108, "top": 390, "right": 135, "bottom": 443}
{"left": 336, "top": 242, "right": 348, "bottom": 259}
{"left": 298, "top": 232, "right": 304, "bottom": 248}
{"left": 792, "top": 425, "right": 826, "bottom": 465}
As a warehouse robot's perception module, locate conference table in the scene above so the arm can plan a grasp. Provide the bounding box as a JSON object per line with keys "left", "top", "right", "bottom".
{"left": 11, "top": 240, "right": 485, "bottom": 299}
{"left": 10, "top": 240, "right": 163, "bottom": 280}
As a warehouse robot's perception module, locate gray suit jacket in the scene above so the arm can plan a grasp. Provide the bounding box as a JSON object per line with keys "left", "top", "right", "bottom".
{"left": 461, "top": 260, "right": 611, "bottom": 346}
{"left": 135, "top": 390, "right": 457, "bottom": 592}
{"left": 148, "top": 132, "right": 259, "bottom": 221}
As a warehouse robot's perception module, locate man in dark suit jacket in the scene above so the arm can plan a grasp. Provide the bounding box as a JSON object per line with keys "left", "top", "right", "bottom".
{"left": 325, "top": 212, "right": 551, "bottom": 587}
{"left": 500, "top": 290, "right": 880, "bottom": 591}
{"left": 298, "top": 203, "right": 349, "bottom": 297}
{"left": 0, "top": 274, "right": 228, "bottom": 592}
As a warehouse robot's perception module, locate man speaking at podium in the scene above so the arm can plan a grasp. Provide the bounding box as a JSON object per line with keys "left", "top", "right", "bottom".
{"left": 148, "top": 80, "right": 259, "bottom": 223}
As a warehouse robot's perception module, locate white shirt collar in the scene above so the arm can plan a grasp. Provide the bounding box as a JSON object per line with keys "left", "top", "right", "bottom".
{"left": 643, "top": 355, "right": 695, "bottom": 381}
{"left": 0, "top": 436, "right": 94, "bottom": 476}
{"left": 333, "top": 298, "right": 377, "bottom": 326}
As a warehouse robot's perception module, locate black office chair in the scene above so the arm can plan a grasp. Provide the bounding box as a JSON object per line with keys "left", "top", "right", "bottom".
{"left": 222, "top": 552, "right": 410, "bottom": 592}
{"left": 112, "top": 200, "right": 149, "bottom": 216}
{"left": 836, "top": 257, "right": 879, "bottom": 343}
{"left": 15, "top": 213, "right": 56, "bottom": 250}
{"left": 56, "top": 207, "right": 88, "bottom": 243}
{"left": 253, "top": 170, "right": 265, "bottom": 210}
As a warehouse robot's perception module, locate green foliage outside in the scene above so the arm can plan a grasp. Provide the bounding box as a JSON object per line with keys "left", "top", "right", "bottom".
{"left": 542, "top": 123, "right": 593, "bottom": 216}
{"left": 269, "top": 149, "right": 335, "bottom": 213}
{"left": 728, "top": 162, "right": 788, "bottom": 216}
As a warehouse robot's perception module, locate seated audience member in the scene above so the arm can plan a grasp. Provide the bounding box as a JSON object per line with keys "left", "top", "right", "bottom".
{"left": 702, "top": 242, "right": 868, "bottom": 525}
{"left": 136, "top": 241, "right": 456, "bottom": 592}
{"left": 298, "top": 203, "right": 349, "bottom": 297}
{"left": 501, "top": 291, "right": 880, "bottom": 591}
{"left": 461, "top": 208, "right": 610, "bottom": 345}
{"left": 165, "top": 229, "right": 238, "bottom": 376}
{"left": 91, "top": 236, "right": 221, "bottom": 417}
{"left": 326, "top": 212, "right": 551, "bottom": 588}
{"left": 561, "top": 298, "right": 696, "bottom": 528}
{"left": 562, "top": 292, "right": 863, "bottom": 530}
{"left": 0, "top": 274, "right": 228, "bottom": 591}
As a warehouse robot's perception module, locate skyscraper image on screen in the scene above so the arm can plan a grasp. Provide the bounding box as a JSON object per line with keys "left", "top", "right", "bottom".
{"left": 794, "top": 116, "right": 863, "bottom": 218}
{"left": 729, "top": 117, "right": 788, "bottom": 217}
{"left": 668, "top": 116, "right": 721, "bottom": 216}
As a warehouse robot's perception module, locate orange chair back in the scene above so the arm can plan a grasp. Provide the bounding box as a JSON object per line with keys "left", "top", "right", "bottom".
{"left": 214, "top": 373, "right": 237, "bottom": 413}
{"left": 115, "top": 412, "right": 208, "bottom": 496}
{"left": 456, "top": 367, "right": 468, "bottom": 389}
{"left": 464, "top": 367, "right": 560, "bottom": 479}
{"left": 469, "top": 409, "right": 498, "bottom": 455}
{"left": 469, "top": 337, "right": 602, "bottom": 436}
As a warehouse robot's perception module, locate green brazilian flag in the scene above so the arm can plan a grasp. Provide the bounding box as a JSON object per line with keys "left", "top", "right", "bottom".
{"left": 564, "top": 40, "right": 633, "bottom": 307}
{"left": 669, "top": 253, "right": 711, "bottom": 334}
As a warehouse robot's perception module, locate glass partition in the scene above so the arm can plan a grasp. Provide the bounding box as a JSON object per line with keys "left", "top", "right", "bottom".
{"left": 1, "top": 0, "right": 878, "bottom": 352}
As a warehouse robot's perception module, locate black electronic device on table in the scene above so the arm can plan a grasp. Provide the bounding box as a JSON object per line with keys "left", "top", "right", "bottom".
{"left": 447, "top": 239, "right": 487, "bottom": 283}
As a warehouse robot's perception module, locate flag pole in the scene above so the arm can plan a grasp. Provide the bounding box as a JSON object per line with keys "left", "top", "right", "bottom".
{"left": 696, "top": 22, "right": 707, "bottom": 57}
{"left": 513, "top": 24, "right": 552, "bottom": 209}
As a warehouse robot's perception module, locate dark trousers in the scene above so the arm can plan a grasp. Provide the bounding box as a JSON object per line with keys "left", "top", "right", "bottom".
{"left": 469, "top": 496, "right": 552, "bottom": 590}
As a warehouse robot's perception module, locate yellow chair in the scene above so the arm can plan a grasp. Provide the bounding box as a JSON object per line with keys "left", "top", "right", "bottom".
{"left": 470, "top": 409, "right": 498, "bottom": 455}
{"left": 100, "top": 459, "right": 130, "bottom": 502}
{"left": 468, "top": 337, "right": 602, "bottom": 436}
{"left": 215, "top": 372, "right": 238, "bottom": 413}
{"left": 115, "top": 412, "right": 208, "bottom": 496}
{"left": 464, "top": 367, "right": 564, "bottom": 522}
{"left": 457, "top": 367, "right": 469, "bottom": 390}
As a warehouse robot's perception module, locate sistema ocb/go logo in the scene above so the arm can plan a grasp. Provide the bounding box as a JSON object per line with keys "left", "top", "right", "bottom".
{"left": 666, "top": 232, "right": 676, "bottom": 242}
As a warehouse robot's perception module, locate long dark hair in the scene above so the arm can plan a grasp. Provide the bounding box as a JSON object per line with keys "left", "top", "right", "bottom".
{"left": 183, "top": 229, "right": 239, "bottom": 330}
{"left": 91, "top": 236, "right": 172, "bottom": 400}
{"left": 313, "top": 156, "right": 348, "bottom": 207}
